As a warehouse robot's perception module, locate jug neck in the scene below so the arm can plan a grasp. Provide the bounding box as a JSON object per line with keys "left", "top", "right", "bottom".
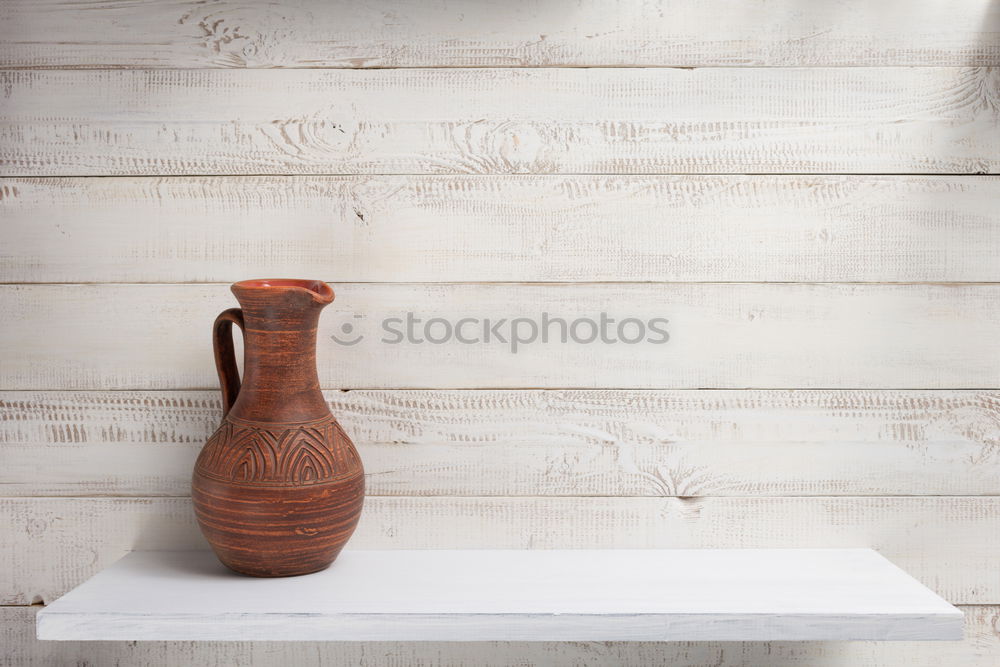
{"left": 228, "top": 280, "right": 334, "bottom": 424}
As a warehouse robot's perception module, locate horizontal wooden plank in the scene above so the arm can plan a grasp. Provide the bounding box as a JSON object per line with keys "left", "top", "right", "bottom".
{"left": 3, "top": 390, "right": 1000, "bottom": 497}
{"left": 1, "top": 0, "right": 998, "bottom": 68}
{"left": 35, "top": 550, "right": 963, "bottom": 641}
{"left": 4, "top": 175, "right": 1000, "bottom": 283}
{"left": 3, "top": 284, "right": 999, "bottom": 390}
{"left": 4, "top": 497, "right": 999, "bottom": 605}
{"left": 3, "top": 68, "right": 999, "bottom": 175}
{"left": 6, "top": 604, "right": 1000, "bottom": 666}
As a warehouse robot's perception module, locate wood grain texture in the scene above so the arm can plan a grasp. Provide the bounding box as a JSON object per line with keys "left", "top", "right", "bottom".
{"left": 1, "top": 0, "right": 998, "bottom": 68}
{"left": 6, "top": 605, "right": 1000, "bottom": 667}
{"left": 4, "top": 496, "right": 1000, "bottom": 605}
{"left": 3, "top": 68, "right": 999, "bottom": 176}
{"left": 3, "top": 283, "right": 1000, "bottom": 390}
{"left": 3, "top": 390, "right": 1000, "bottom": 497}
{"left": 5, "top": 175, "right": 1000, "bottom": 283}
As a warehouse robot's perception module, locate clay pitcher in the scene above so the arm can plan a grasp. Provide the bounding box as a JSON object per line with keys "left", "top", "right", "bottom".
{"left": 192, "top": 279, "right": 364, "bottom": 577}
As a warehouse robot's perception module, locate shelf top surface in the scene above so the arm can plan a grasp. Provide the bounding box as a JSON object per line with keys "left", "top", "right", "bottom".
{"left": 38, "top": 549, "right": 962, "bottom": 642}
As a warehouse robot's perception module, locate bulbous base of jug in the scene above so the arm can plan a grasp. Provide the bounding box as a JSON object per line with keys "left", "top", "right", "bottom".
{"left": 193, "top": 471, "right": 365, "bottom": 577}
{"left": 192, "top": 415, "right": 365, "bottom": 577}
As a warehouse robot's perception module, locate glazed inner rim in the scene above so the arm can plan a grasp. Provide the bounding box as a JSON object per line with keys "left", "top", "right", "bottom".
{"left": 235, "top": 279, "right": 333, "bottom": 300}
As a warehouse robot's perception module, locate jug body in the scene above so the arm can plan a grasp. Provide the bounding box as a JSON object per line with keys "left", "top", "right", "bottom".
{"left": 192, "top": 279, "right": 364, "bottom": 577}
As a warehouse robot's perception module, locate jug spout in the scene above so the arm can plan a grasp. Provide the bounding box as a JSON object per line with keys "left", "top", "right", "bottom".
{"left": 232, "top": 278, "right": 334, "bottom": 309}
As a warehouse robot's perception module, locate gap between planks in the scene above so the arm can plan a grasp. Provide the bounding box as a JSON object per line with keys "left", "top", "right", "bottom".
{"left": 1, "top": 173, "right": 996, "bottom": 178}
{"left": 3, "top": 65, "right": 996, "bottom": 70}
{"left": 5, "top": 387, "right": 1000, "bottom": 391}
{"left": 3, "top": 282, "right": 1000, "bottom": 286}
{"left": 3, "top": 494, "right": 999, "bottom": 499}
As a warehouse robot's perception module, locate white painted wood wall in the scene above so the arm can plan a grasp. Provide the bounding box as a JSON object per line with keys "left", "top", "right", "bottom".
{"left": 1, "top": 1, "right": 999, "bottom": 664}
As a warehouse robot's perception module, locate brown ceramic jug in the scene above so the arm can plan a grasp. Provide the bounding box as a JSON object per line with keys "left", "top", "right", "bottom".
{"left": 192, "top": 279, "right": 364, "bottom": 577}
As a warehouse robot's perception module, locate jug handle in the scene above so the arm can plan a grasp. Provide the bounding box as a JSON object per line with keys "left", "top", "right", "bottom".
{"left": 212, "top": 308, "right": 245, "bottom": 417}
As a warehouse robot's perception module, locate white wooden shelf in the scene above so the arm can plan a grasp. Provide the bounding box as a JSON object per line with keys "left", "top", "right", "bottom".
{"left": 37, "top": 549, "right": 961, "bottom": 642}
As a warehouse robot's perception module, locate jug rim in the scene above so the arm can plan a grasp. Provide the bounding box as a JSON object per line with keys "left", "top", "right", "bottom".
{"left": 231, "top": 279, "right": 334, "bottom": 304}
